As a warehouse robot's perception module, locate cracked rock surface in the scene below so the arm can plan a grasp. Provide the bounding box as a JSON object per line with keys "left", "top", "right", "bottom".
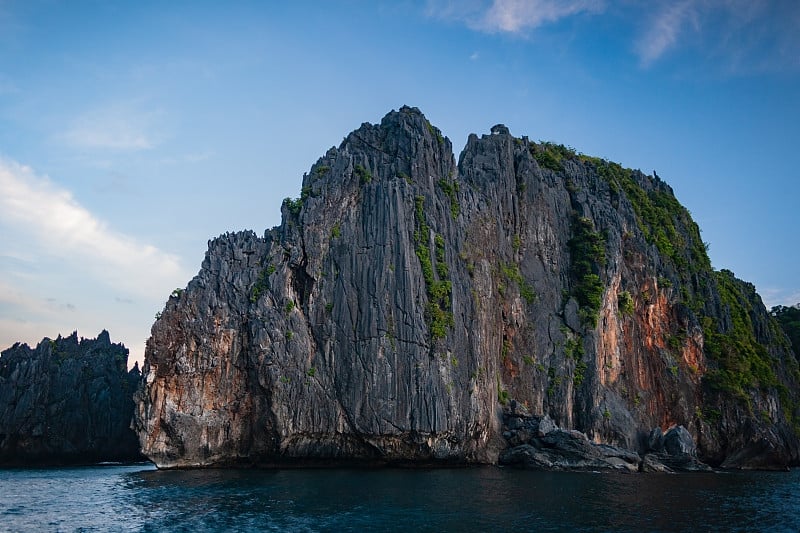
{"left": 134, "top": 107, "right": 800, "bottom": 470}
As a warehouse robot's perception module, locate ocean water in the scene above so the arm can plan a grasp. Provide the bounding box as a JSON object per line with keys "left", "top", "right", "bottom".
{"left": 1, "top": 464, "right": 798, "bottom": 532}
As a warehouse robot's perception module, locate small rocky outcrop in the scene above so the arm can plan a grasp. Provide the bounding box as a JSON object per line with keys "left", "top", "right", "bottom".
{"left": 499, "top": 412, "right": 641, "bottom": 472}
{"left": 134, "top": 106, "right": 800, "bottom": 470}
{"left": 499, "top": 409, "right": 712, "bottom": 473}
{"left": 0, "top": 331, "right": 142, "bottom": 465}
{"left": 639, "top": 426, "right": 712, "bottom": 472}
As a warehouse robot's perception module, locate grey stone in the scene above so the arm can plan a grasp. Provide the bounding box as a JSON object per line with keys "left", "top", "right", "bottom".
{"left": 490, "top": 124, "right": 510, "bottom": 135}
{"left": 133, "top": 106, "right": 800, "bottom": 470}
{"left": 647, "top": 427, "right": 665, "bottom": 452}
{"left": 507, "top": 416, "right": 523, "bottom": 430}
{"left": 563, "top": 298, "right": 581, "bottom": 333}
{"left": 662, "top": 453, "right": 714, "bottom": 472}
{"left": 506, "top": 427, "right": 532, "bottom": 447}
{"left": 537, "top": 415, "right": 557, "bottom": 437}
{"left": 664, "top": 426, "right": 695, "bottom": 457}
{"left": 0, "top": 332, "right": 141, "bottom": 465}
{"left": 500, "top": 429, "right": 639, "bottom": 472}
{"left": 640, "top": 453, "right": 673, "bottom": 473}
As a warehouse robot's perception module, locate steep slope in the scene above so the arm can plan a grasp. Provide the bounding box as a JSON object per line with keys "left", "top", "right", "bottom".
{"left": 771, "top": 304, "right": 800, "bottom": 358}
{"left": 0, "top": 331, "right": 142, "bottom": 465}
{"left": 135, "top": 107, "right": 800, "bottom": 469}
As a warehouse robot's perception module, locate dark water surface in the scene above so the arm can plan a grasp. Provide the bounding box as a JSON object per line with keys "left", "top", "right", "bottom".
{"left": 1, "top": 464, "right": 798, "bottom": 531}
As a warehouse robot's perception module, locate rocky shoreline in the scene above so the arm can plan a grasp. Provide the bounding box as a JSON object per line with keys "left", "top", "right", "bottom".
{"left": 499, "top": 403, "right": 714, "bottom": 473}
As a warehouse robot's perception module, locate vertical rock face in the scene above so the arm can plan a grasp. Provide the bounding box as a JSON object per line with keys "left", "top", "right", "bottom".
{"left": 0, "top": 331, "right": 141, "bottom": 465}
{"left": 135, "top": 106, "right": 800, "bottom": 469}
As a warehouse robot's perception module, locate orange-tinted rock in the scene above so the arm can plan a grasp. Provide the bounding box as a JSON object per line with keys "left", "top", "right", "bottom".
{"left": 134, "top": 107, "right": 800, "bottom": 470}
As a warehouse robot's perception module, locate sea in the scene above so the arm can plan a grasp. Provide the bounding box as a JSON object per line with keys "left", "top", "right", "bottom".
{"left": 1, "top": 464, "right": 798, "bottom": 532}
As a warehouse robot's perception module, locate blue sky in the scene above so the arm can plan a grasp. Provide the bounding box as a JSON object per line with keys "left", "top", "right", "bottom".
{"left": 1, "top": 0, "right": 798, "bottom": 367}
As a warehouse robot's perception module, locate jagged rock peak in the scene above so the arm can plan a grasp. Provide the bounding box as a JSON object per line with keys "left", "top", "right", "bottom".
{"left": 307, "top": 106, "right": 451, "bottom": 179}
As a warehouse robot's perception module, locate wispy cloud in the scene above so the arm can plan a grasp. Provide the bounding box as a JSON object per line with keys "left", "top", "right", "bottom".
{"left": 0, "top": 280, "right": 48, "bottom": 320}
{"left": 482, "top": 0, "right": 603, "bottom": 33}
{"left": 0, "top": 280, "right": 81, "bottom": 348}
{"left": 635, "top": 0, "right": 800, "bottom": 70}
{"left": 427, "top": 0, "right": 800, "bottom": 72}
{"left": 62, "top": 102, "right": 163, "bottom": 151}
{"left": 0, "top": 158, "right": 187, "bottom": 299}
{"left": 45, "top": 298, "right": 77, "bottom": 312}
{"left": 760, "top": 288, "right": 800, "bottom": 310}
{"left": 427, "top": 0, "right": 603, "bottom": 34}
{"left": 635, "top": 1, "right": 697, "bottom": 67}
{"left": 0, "top": 278, "right": 146, "bottom": 366}
{"left": 157, "top": 151, "right": 214, "bottom": 165}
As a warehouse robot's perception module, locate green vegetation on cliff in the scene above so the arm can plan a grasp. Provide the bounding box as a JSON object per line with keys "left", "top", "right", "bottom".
{"left": 355, "top": 164, "right": 372, "bottom": 184}
{"left": 530, "top": 141, "right": 575, "bottom": 172}
{"left": 568, "top": 215, "right": 606, "bottom": 327}
{"left": 558, "top": 148, "right": 794, "bottom": 418}
{"left": 283, "top": 197, "right": 303, "bottom": 216}
{"left": 592, "top": 161, "right": 711, "bottom": 279}
{"left": 772, "top": 304, "right": 800, "bottom": 358}
{"left": 701, "top": 270, "right": 778, "bottom": 402}
{"left": 437, "top": 177, "right": 460, "bottom": 219}
{"left": 499, "top": 262, "right": 536, "bottom": 305}
{"left": 414, "top": 195, "right": 453, "bottom": 339}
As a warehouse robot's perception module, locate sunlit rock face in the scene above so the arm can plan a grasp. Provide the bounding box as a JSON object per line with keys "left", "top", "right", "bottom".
{"left": 135, "top": 107, "right": 800, "bottom": 470}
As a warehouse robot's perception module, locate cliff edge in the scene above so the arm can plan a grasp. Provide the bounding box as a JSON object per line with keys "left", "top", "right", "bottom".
{"left": 135, "top": 107, "right": 800, "bottom": 469}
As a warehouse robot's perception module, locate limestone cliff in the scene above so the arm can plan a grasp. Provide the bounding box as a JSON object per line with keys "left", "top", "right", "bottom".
{"left": 135, "top": 107, "right": 800, "bottom": 469}
{"left": 0, "top": 331, "right": 142, "bottom": 465}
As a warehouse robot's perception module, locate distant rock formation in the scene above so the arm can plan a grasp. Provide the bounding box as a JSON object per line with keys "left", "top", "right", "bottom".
{"left": 134, "top": 106, "right": 800, "bottom": 470}
{"left": 0, "top": 331, "right": 142, "bottom": 465}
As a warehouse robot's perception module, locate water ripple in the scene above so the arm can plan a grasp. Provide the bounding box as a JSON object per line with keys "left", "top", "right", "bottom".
{"left": 1, "top": 465, "right": 799, "bottom": 532}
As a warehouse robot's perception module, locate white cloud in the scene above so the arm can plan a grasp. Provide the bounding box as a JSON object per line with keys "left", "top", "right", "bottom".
{"left": 481, "top": 0, "right": 603, "bottom": 33}
{"left": 425, "top": 0, "right": 486, "bottom": 24}
{"left": 635, "top": 1, "right": 698, "bottom": 66}
{"left": 0, "top": 158, "right": 188, "bottom": 299}
{"left": 760, "top": 288, "right": 800, "bottom": 310}
{"left": 0, "top": 158, "right": 190, "bottom": 367}
{"left": 62, "top": 103, "right": 162, "bottom": 150}
{"left": 634, "top": 0, "right": 800, "bottom": 70}
{"left": 0, "top": 280, "right": 84, "bottom": 353}
{"left": 428, "top": 0, "right": 800, "bottom": 72}
{"left": 426, "top": 0, "right": 603, "bottom": 34}
{"left": 157, "top": 150, "right": 214, "bottom": 165}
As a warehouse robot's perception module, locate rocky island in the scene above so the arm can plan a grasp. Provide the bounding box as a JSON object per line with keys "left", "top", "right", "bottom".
{"left": 0, "top": 331, "right": 142, "bottom": 465}
{"left": 134, "top": 107, "right": 800, "bottom": 471}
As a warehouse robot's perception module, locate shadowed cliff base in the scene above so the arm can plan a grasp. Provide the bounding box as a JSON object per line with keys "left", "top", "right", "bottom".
{"left": 134, "top": 106, "right": 800, "bottom": 471}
